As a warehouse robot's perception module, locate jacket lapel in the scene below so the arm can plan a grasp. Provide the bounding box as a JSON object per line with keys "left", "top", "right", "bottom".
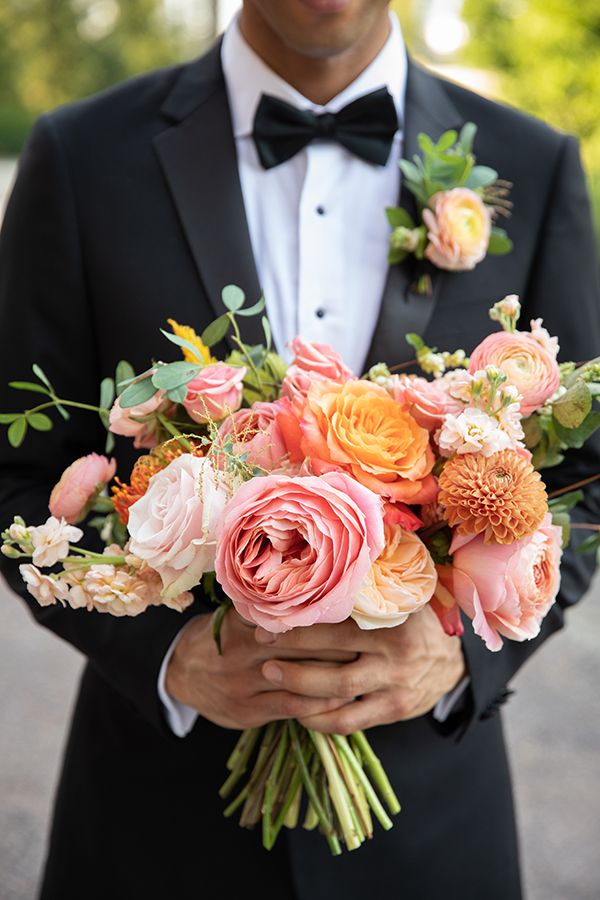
{"left": 364, "top": 58, "right": 464, "bottom": 370}
{"left": 153, "top": 41, "right": 264, "bottom": 347}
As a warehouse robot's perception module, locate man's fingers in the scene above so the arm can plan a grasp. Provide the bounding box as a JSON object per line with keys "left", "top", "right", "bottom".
{"left": 297, "top": 691, "right": 395, "bottom": 735}
{"left": 255, "top": 690, "right": 351, "bottom": 722}
{"left": 254, "top": 619, "right": 374, "bottom": 654}
{"left": 261, "top": 656, "right": 385, "bottom": 699}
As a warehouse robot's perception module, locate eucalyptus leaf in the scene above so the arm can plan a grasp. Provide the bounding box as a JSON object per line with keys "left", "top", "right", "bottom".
{"left": 548, "top": 490, "right": 584, "bottom": 514}
{"left": 201, "top": 315, "right": 230, "bottom": 348}
{"left": 385, "top": 207, "right": 415, "bottom": 229}
{"left": 98, "top": 409, "right": 110, "bottom": 429}
{"left": 166, "top": 384, "right": 189, "bottom": 404}
{"left": 262, "top": 316, "right": 272, "bottom": 351}
{"left": 8, "top": 381, "right": 50, "bottom": 395}
{"left": 488, "top": 228, "right": 513, "bottom": 255}
{"left": 27, "top": 412, "right": 53, "bottom": 432}
{"left": 8, "top": 417, "right": 27, "bottom": 448}
{"left": 32, "top": 364, "right": 52, "bottom": 390}
{"left": 99, "top": 377, "right": 115, "bottom": 411}
{"left": 221, "top": 284, "right": 246, "bottom": 313}
{"left": 160, "top": 329, "right": 206, "bottom": 363}
{"left": 115, "top": 360, "right": 136, "bottom": 393}
{"left": 553, "top": 380, "right": 592, "bottom": 429}
{"left": 151, "top": 361, "right": 201, "bottom": 391}
{"left": 105, "top": 431, "right": 115, "bottom": 454}
{"left": 119, "top": 376, "right": 158, "bottom": 409}
{"left": 465, "top": 165, "right": 498, "bottom": 190}
{"left": 236, "top": 296, "right": 266, "bottom": 317}
{"left": 553, "top": 410, "right": 600, "bottom": 449}
{"left": 458, "top": 122, "right": 477, "bottom": 155}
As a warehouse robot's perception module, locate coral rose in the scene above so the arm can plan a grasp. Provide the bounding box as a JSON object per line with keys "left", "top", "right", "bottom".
{"left": 352, "top": 525, "right": 436, "bottom": 629}
{"left": 109, "top": 387, "right": 173, "bottom": 450}
{"left": 288, "top": 336, "right": 354, "bottom": 381}
{"left": 218, "top": 398, "right": 300, "bottom": 472}
{"left": 468, "top": 330, "right": 560, "bottom": 416}
{"left": 449, "top": 514, "right": 563, "bottom": 651}
{"left": 422, "top": 187, "right": 492, "bottom": 271}
{"left": 215, "top": 472, "right": 385, "bottom": 633}
{"left": 49, "top": 453, "right": 117, "bottom": 524}
{"left": 390, "top": 373, "right": 462, "bottom": 432}
{"left": 127, "top": 454, "right": 232, "bottom": 598}
{"left": 299, "top": 380, "right": 437, "bottom": 504}
{"left": 183, "top": 363, "right": 246, "bottom": 424}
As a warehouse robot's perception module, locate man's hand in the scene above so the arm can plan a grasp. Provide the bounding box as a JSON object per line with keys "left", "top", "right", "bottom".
{"left": 256, "top": 606, "right": 466, "bottom": 735}
{"left": 165, "top": 610, "right": 356, "bottom": 730}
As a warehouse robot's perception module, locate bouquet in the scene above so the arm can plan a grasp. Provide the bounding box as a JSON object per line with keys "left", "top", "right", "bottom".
{"left": 2, "top": 287, "right": 599, "bottom": 855}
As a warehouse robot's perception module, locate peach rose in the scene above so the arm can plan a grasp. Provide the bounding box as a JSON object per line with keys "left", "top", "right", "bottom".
{"left": 352, "top": 525, "right": 437, "bottom": 629}
{"left": 288, "top": 336, "right": 354, "bottom": 380}
{"left": 389, "top": 373, "right": 463, "bottom": 432}
{"left": 183, "top": 363, "right": 246, "bottom": 424}
{"left": 215, "top": 471, "right": 385, "bottom": 633}
{"left": 49, "top": 453, "right": 117, "bottom": 524}
{"left": 449, "top": 514, "right": 562, "bottom": 651}
{"left": 469, "top": 331, "right": 560, "bottom": 415}
{"left": 299, "top": 380, "right": 437, "bottom": 504}
{"left": 423, "top": 187, "right": 491, "bottom": 271}
{"left": 109, "top": 388, "right": 173, "bottom": 450}
{"left": 127, "top": 454, "right": 231, "bottom": 598}
{"left": 218, "top": 398, "right": 300, "bottom": 472}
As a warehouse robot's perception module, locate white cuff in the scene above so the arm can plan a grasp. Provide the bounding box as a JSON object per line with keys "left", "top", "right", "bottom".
{"left": 432, "top": 676, "right": 470, "bottom": 723}
{"left": 158, "top": 618, "right": 201, "bottom": 738}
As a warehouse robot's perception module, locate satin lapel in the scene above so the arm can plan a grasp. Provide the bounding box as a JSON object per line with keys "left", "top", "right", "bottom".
{"left": 153, "top": 42, "right": 264, "bottom": 347}
{"left": 364, "top": 58, "right": 464, "bottom": 370}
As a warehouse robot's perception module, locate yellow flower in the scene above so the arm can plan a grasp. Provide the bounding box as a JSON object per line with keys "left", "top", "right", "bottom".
{"left": 167, "top": 319, "right": 215, "bottom": 365}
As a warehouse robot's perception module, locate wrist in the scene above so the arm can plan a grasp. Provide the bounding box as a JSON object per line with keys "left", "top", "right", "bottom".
{"left": 165, "top": 614, "right": 211, "bottom": 706}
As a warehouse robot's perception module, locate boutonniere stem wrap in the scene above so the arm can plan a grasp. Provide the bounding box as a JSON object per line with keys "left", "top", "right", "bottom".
{"left": 387, "top": 123, "right": 513, "bottom": 288}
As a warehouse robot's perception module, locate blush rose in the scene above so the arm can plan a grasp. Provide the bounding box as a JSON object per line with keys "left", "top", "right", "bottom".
{"left": 183, "top": 363, "right": 246, "bottom": 424}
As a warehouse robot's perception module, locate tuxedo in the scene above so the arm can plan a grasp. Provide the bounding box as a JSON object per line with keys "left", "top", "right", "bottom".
{"left": 0, "top": 33, "right": 599, "bottom": 900}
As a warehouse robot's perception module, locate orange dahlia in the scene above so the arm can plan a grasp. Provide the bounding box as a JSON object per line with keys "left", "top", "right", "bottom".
{"left": 438, "top": 450, "right": 547, "bottom": 544}
{"left": 112, "top": 437, "right": 204, "bottom": 525}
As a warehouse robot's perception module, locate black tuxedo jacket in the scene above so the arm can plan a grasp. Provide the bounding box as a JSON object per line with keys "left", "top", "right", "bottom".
{"left": 1, "top": 42, "right": 599, "bottom": 900}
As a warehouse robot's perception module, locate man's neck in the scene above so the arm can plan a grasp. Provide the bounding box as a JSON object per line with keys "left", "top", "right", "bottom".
{"left": 238, "top": 10, "right": 391, "bottom": 105}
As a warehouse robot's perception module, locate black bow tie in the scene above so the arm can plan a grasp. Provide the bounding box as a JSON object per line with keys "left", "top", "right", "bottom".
{"left": 252, "top": 87, "right": 399, "bottom": 170}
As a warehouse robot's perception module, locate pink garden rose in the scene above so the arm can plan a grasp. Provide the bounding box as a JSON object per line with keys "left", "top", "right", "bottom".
{"left": 215, "top": 471, "right": 385, "bottom": 633}
{"left": 288, "top": 337, "right": 354, "bottom": 381}
{"left": 127, "top": 454, "right": 231, "bottom": 598}
{"left": 109, "top": 387, "right": 173, "bottom": 450}
{"left": 448, "top": 514, "right": 562, "bottom": 651}
{"left": 422, "top": 188, "right": 492, "bottom": 271}
{"left": 218, "top": 397, "right": 300, "bottom": 472}
{"left": 183, "top": 363, "right": 246, "bottom": 424}
{"left": 49, "top": 453, "right": 117, "bottom": 524}
{"left": 469, "top": 330, "right": 560, "bottom": 416}
{"left": 390, "top": 373, "right": 462, "bottom": 433}
{"left": 281, "top": 365, "right": 330, "bottom": 415}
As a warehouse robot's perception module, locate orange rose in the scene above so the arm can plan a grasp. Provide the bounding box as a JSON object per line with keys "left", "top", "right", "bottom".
{"left": 299, "top": 380, "right": 437, "bottom": 503}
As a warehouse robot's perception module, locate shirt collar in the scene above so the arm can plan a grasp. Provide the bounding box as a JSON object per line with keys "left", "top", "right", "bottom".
{"left": 221, "top": 11, "right": 407, "bottom": 140}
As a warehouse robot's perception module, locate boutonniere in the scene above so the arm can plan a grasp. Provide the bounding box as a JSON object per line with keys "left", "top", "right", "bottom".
{"left": 387, "top": 123, "right": 513, "bottom": 291}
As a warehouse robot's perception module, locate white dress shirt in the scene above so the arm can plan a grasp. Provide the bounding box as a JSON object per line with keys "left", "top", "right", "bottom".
{"left": 159, "top": 12, "right": 467, "bottom": 735}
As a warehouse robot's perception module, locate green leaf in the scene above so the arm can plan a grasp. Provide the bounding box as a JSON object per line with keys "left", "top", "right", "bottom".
{"left": 119, "top": 376, "right": 158, "bottom": 410}
{"left": 576, "top": 533, "right": 600, "bottom": 555}
{"left": 115, "top": 360, "right": 136, "bottom": 393}
{"left": 385, "top": 206, "right": 415, "bottom": 229}
{"left": 201, "top": 314, "right": 230, "bottom": 348}
{"left": 553, "top": 380, "right": 592, "bottom": 429}
{"left": 236, "top": 295, "right": 266, "bottom": 317}
{"left": 27, "top": 412, "right": 53, "bottom": 432}
{"left": 159, "top": 329, "right": 206, "bottom": 363}
{"left": 8, "top": 381, "right": 50, "bottom": 395}
{"left": 553, "top": 410, "right": 600, "bottom": 449}
{"left": 388, "top": 247, "right": 408, "bottom": 265}
{"left": 521, "top": 414, "right": 543, "bottom": 449}
{"left": 98, "top": 408, "right": 110, "bottom": 429}
{"left": 405, "top": 332, "right": 425, "bottom": 352}
{"left": 166, "top": 384, "right": 189, "bottom": 404}
{"left": 32, "top": 364, "right": 52, "bottom": 390}
{"left": 399, "top": 160, "right": 422, "bottom": 183}
{"left": 458, "top": 122, "right": 477, "bottom": 155}
{"left": 99, "top": 377, "right": 115, "bottom": 411}
{"left": 0, "top": 413, "right": 21, "bottom": 424}
{"left": 262, "top": 316, "right": 272, "bottom": 351}
{"left": 221, "top": 284, "right": 246, "bottom": 313}
{"left": 56, "top": 403, "right": 70, "bottom": 422}
{"left": 417, "top": 133, "right": 436, "bottom": 155}
{"left": 151, "top": 361, "right": 201, "bottom": 391}
{"left": 488, "top": 228, "right": 513, "bottom": 255}
{"left": 548, "top": 490, "right": 584, "bottom": 515}
{"left": 435, "top": 129, "right": 458, "bottom": 152}
{"left": 105, "top": 431, "right": 115, "bottom": 454}
{"left": 7, "top": 417, "right": 27, "bottom": 448}
{"left": 465, "top": 165, "right": 498, "bottom": 190}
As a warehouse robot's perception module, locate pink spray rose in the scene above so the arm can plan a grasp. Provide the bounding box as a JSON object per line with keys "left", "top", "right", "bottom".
{"left": 281, "top": 365, "right": 330, "bottom": 415}
{"left": 288, "top": 337, "right": 354, "bottom": 381}
{"left": 183, "top": 363, "right": 246, "bottom": 424}
{"left": 448, "top": 514, "right": 563, "bottom": 651}
{"left": 389, "top": 373, "right": 463, "bottom": 433}
{"left": 49, "top": 453, "right": 117, "bottom": 524}
{"left": 469, "top": 330, "right": 560, "bottom": 415}
{"left": 218, "top": 398, "right": 301, "bottom": 472}
{"left": 215, "top": 471, "right": 385, "bottom": 633}
{"left": 127, "top": 454, "right": 232, "bottom": 598}
{"left": 422, "top": 188, "right": 492, "bottom": 271}
{"left": 109, "top": 388, "right": 173, "bottom": 450}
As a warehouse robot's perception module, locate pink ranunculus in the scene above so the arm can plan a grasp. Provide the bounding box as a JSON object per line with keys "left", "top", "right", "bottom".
{"left": 183, "top": 363, "right": 246, "bottom": 424}
{"left": 422, "top": 188, "right": 492, "bottom": 271}
{"left": 109, "top": 388, "right": 173, "bottom": 450}
{"left": 215, "top": 471, "right": 385, "bottom": 633}
{"left": 288, "top": 337, "right": 355, "bottom": 381}
{"left": 389, "top": 373, "right": 462, "bottom": 432}
{"left": 49, "top": 453, "right": 117, "bottom": 524}
{"left": 468, "top": 330, "right": 560, "bottom": 416}
{"left": 218, "top": 397, "right": 301, "bottom": 473}
{"left": 127, "top": 454, "right": 231, "bottom": 598}
{"left": 449, "top": 513, "right": 562, "bottom": 651}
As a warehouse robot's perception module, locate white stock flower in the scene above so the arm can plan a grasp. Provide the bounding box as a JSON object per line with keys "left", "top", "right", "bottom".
{"left": 530, "top": 318, "right": 559, "bottom": 358}
{"left": 437, "top": 408, "right": 513, "bottom": 457}
{"left": 19, "top": 564, "right": 70, "bottom": 607}
{"left": 29, "top": 517, "right": 83, "bottom": 568}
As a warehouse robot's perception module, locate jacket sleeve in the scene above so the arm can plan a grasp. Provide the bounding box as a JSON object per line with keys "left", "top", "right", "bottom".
{"left": 0, "top": 115, "right": 203, "bottom": 735}
{"left": 443, "top": 134, "right": 600, "bottom": 739}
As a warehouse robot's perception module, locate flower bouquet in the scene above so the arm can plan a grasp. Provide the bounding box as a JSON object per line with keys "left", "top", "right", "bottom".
{"left": 2, "top": 288, "right": 599, "bottom": 855}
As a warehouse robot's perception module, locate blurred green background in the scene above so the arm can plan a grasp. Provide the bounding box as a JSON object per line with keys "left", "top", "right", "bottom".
{"left": 1, "top": 0, "right": 599, "bottom": 242}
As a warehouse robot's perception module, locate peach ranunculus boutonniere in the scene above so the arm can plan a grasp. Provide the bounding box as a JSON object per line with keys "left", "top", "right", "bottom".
{"left": 387, "top": 123, "right": 513, "bottom": 290}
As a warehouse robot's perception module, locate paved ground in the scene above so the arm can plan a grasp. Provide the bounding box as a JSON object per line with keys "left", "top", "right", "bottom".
{"left": 1, "top": 160, "right": 599, "bottom": 900}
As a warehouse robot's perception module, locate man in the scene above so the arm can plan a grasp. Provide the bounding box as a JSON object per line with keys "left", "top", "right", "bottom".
{"left": 0, "top": 2, "right": 598, "bottom": 898}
